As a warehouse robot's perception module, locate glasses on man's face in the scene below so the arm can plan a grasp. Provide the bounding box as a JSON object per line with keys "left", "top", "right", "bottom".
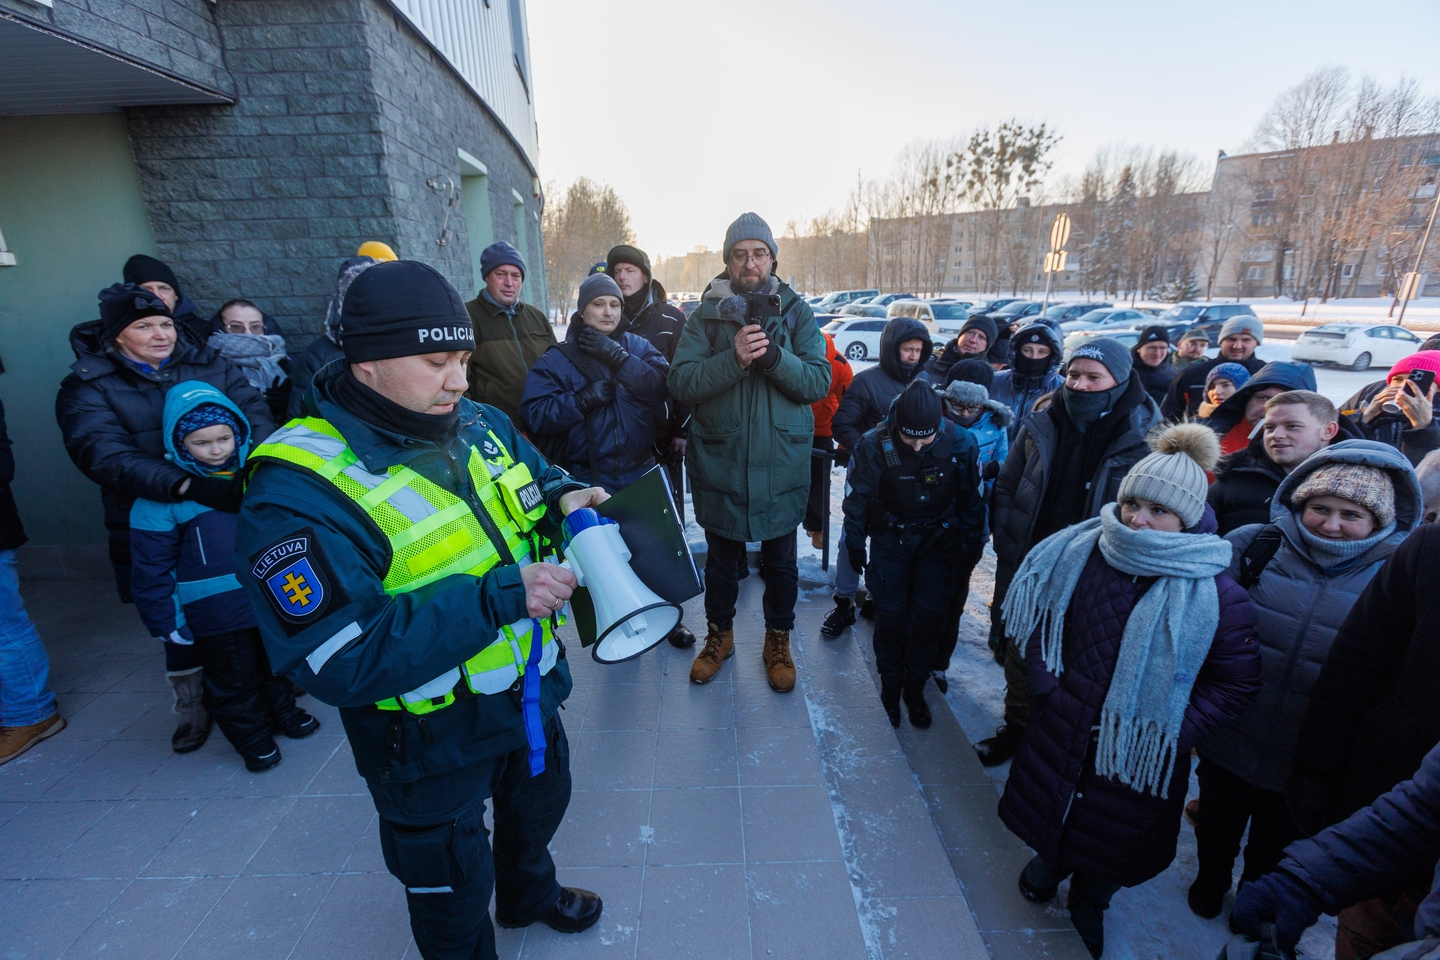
{"left": 729, "top": 250, "right": 772, "bottom": 266}
{"left": 948, "top": 404, "right": 982, "bottom": 418}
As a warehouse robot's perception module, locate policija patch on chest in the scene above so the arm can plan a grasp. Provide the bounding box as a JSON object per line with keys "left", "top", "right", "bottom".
{"left": 250, "top": 531, "right": 338, "bottom": 624}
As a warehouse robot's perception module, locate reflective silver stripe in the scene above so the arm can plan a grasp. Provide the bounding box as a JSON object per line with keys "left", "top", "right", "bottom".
{"left": 401, "top": 667, "right": 461, "bottom": 704}
{"left": 538, "top": 635, "right": 558, "bottom": 675}
{"left": 341, "top": 461, "right": 390, "bottom": 490}
{"left": 306, "top": 621, "right": 362, "bottom": 673}
{"left": 406, "top": 886, "right": 453, "bottom": 894}
{"left": 385, "top": 485, "right": 438, "bottom": 523}
{"left": 265, "top": 424, "right": 346, "bottom": 459}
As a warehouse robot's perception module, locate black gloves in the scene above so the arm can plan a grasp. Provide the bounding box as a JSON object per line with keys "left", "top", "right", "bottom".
{"left": 757, "top": 338, "right": 782, "bottom": 372}
{"left": 576, "top": 326, "right": 629, "bottom": 371}
{"left": 575, "top": 379, "right": 616, "bottom": 414}
{"left": 983, "top": 459, "right": 1001, "bottom": 481}
{"left": 179, "top": 475, "right": 244, "bottom": 513}
{"left": 847, "top": 545, "right": 866, "bottom": 574}
{"left": 1230, "top": 869, "right": 1325, "bottom": 953}
{"left": 1285, "top": 771, "right": 1343, "bottom": 836}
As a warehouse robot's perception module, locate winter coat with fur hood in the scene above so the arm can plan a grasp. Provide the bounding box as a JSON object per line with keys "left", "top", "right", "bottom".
{"left": 1202, "top": 440, "right": 1421, "bottom": 792}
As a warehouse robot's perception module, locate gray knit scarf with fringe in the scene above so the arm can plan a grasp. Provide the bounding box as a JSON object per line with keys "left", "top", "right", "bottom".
{"left": 1001, "top": 503, "right": 1232, "bottom": 796}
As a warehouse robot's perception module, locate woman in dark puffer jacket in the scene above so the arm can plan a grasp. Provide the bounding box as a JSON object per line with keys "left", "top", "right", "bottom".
{"left": 55, "top": 284, "right": 274, "bottom": 602}
{"left": 996, "top": 423, "right": 1260, "bottom": 958}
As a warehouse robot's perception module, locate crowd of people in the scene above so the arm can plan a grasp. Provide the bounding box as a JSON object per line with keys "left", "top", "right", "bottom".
{"left": 0, "top": 211, "right": 1438, "bottom": 960}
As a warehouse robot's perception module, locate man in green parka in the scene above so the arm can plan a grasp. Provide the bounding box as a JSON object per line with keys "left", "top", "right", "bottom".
{"left": 668, "top": 213, "right": 831, "bottom": 693}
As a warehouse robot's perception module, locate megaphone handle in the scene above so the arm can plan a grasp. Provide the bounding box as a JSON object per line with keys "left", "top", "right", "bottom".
{"left": 559, "top": 558, "right": 584, "bottom": 588}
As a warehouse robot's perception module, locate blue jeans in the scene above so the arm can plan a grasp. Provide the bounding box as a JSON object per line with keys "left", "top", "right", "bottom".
{"left": 0, "top": 549, "right": 56, "bottom": 726}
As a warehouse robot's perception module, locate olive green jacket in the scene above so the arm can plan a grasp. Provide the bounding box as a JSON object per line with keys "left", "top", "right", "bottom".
{"left": 464, "top": 294, "right": 556, "bottom": 426}
{"left": 668, "top": 278, "right": 831, "bottom": 541}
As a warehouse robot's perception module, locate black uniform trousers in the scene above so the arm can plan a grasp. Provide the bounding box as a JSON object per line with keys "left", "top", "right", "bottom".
{"left": 867, "top": 529, "right": 955, "bottom": 684}
{"left": 933, "top": 546, "right": 983, "bottom": 674}
{"left": 1193, "top": 758, "right": 1303, "bottom": 890}
{"left": 368, "top": 714, "right": 571, "bottom": 960}
{"left": 805, "top": 437, "right": 835, "bottom": 534}
{"left": 196, "top": 626, "right": 300, "bottom": 751}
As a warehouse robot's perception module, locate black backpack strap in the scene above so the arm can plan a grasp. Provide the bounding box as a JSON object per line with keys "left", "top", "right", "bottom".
{"left": 1238, "top": 523, "right": 1283, "bottom": 590}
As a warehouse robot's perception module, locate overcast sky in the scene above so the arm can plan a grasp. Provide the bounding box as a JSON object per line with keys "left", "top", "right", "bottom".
{"left": 527, "top": 0, "right": 1440, "bottom": 260}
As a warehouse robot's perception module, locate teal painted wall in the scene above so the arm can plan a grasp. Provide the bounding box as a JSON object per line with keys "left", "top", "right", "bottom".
{"left": 0, "top": 114, "right": 158, "bottom": 545}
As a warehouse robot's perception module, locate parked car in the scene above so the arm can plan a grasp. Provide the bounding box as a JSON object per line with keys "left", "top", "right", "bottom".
{"left": 677, "top": 299, "right": 701, "bottom": 317}
{"left": 1291, "top": 322, "right": 1427, "bottom": 371}
{"left": 887, "top": 298, "right": 975, "bottom": 335}
{"left": 1064, "top": 321, "right": 1193, "bottom": 353}
{"left": 967, "top": 297, "right": 1024, "bottom": 317}
{"left": 1058, "top": 306, "right": 1149, "bottom": 333}
{"left": 840, "top": 303, "right": 889, "bottom": 318}
{"left": 869, "top": 292, "right": 917, "bottom": 308}
{"left": 1034, "top": 301, "right": 1114, "bottom": 324}
{"left": 817, "top": 288, "right": 881, "bottom": 312}
{"left": 823, "top": 317, "right": 893, "bottom": 361}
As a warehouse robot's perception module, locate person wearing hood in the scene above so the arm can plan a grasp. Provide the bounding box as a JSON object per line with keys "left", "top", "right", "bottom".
{"left": 289, "top": 255, "right": 380, "bottom": 419}
{"left": 1201, "top": 361, "right": 1321, "bottom": 457}
{"left": 980, "top": 338, "right": 1163, "bottom": 766}
{"left": 122, "top": 254, "right": 203, "bottom": 342}
{"left": 465, "top": 241, "right": 557, "bottom": 425}
{"left": 668, "top": 213, "right": 831, "bottom": 693}
{"left": 991, "top": 321, "right": 1065, "bottom": 436}
{"left": 520, "top": 273, "right": 669, "bottom": 492}
{"left": 842, "top": 380, "right": 984, "bottom": 727}
{"left": 1188, "top": 440, "right": 1420, "bottom": 922}
{"left": 926, "top": 315, "right": 996, "bottom": 381}
{"left": 1340, "top": 351, "right": 1440, "bottom": 466}
{"left": 1132, "top": 325, "right": 1177, "bottom": 406}
{"left": 932, "top": 359, "right": 1012, "bottom": 694}
{"left": 210, "top": 298, "right": 291, "bottom": 423}
{"left": 996, "top": 423, "right": 1260, "bottom": 959}
{"left": 55, "top": 284, "right": 275, "bottom": 604}
{"left": 606, "top": 244, "right": 692, "bottom": 522}
{"left": 1162, "top": 316, "right": 1267, "bottom": 420}
{"left": 237, "top": 259, "right": 610, "bottom": 957}
{"left": 824, "top": 316, "right": 933, "bottom": 636}
{"left": 130, "top": 381, "right": 319, "bottom": 766}
{"left": 1208, "top": 387, "right": 1362, "bottom": 535}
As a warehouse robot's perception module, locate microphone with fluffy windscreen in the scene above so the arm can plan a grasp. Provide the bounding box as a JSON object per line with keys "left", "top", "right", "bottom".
{"left": 718, "top": 294, "right": 748, "bottom": 324}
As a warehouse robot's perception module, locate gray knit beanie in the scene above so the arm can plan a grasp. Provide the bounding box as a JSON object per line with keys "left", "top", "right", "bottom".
{"left": 1116, "top": 423, "right": 1221, "bottom": 529}
{"left": 1219, "top": 315, "right": 1264, "bottom": 344}
{"left": 723, "top": 212, "right": 777, "bottom": 261}
{"left": 1292, "top": 463, "right": 1396, "bottom": 528}
{"left": 1067, "top": 336, "right": 1133, "bottom": 385}
{"left": 577, "top": 273, "right": 624, "bottom": 315}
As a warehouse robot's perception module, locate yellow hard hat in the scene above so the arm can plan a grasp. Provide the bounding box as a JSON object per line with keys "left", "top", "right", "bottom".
{"left": 357, "top": 241, "right": 397, "bottom": 262}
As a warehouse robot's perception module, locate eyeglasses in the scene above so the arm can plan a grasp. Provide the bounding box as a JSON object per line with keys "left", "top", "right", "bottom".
{"left": 728, "top": 250, "right": 772, "bottom": 265}
{"left": 947, "top": 403, "right": 983, "bottom": 417}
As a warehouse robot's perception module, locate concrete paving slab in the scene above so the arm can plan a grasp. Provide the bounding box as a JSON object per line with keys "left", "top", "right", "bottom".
{"left": 61, "top": 876, "right": 231, "bottom": 959}
{"left": 0, "top": 877, "right": 130, "bottom": 959}
{"left": 174, "top": 873, "right": 335, "bottom": 960}
{"left": 40, "top": 798, "right": 196, "bottom": 879}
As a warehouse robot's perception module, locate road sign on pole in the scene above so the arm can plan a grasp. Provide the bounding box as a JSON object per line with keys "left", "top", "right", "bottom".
{"left": 1049, "top": 213, "right": 1071, "bottom": 253}
{"left": 1041, "top": 214, "right": 1071, "bottom": 311}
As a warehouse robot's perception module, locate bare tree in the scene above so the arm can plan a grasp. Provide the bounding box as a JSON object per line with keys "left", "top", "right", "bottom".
{"left": 956, "top": 121, "right": 1060, "bottom": 294}
{"left": 541, "top": 177, "right": 635, "bottom": 316}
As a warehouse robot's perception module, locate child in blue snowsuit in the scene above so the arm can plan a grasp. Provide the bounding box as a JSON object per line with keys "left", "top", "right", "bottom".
{"left": 933, "top": 360, "right": 1014, "bottom": 688}
{"left": 130, "top": 381, "right": 318, "bottom": 771}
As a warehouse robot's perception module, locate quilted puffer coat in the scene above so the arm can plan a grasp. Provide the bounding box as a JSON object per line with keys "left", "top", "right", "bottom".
{"left": 1201, "top": 440, "right": 1421, "bottom": 792}
{"left": 997, "top": 507, "right": 1260, "bottom": 887}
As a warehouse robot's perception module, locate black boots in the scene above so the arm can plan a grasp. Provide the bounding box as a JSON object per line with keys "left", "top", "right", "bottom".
{"left": 1187, "top": 873, "right": 1229, "bottom": 919}
{"left": 902, "top": 677, "right": 932, "bottom": 728}
{"left": 821, "top": 598, "right": 856, "bottom": 638}
{"left": 666, "top": 623, "right": 697, "bottom": 648}
{"left": 975, "top": 724, "right": 1024, "bottom": 766}
{"left": 880, "top": 675, "right": 902, "bottom": 727}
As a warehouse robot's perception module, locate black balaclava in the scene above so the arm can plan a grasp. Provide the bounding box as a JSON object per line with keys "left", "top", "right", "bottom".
{"left": 1010, "top": 326, "right": 1057, "bottom": 379}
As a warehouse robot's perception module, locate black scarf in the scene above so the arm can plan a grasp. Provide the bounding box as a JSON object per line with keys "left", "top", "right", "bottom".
{"left": 622, "top": 283, "right": 652, "bottom": 322}
{"left": 1031, "top": 374, "right": 1147, "bottom": 545}
{"left": 332, "top": 369, "right": 459, "bottom": 444}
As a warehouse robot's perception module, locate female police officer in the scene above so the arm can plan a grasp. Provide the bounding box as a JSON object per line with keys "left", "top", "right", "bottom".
{"left": 842, "top": 379, "right": 986, "bottom": 728}
{"left": 237, "top": 260, "right": 607, "bottom": 960}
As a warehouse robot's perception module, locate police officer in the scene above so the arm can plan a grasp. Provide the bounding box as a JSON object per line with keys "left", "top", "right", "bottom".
{"left": 842, "top": 380, "right": 985, "bottom": 728}
{"left": 237, "top": 260, "right": 605, "bottom": 960}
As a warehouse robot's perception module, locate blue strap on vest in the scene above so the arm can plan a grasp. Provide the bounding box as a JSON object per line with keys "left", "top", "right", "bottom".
{"left": 522, "top": 617, "right": 547, "bottom": 777}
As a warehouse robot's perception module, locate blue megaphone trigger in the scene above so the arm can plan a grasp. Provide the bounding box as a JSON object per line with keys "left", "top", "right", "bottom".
{"left": 561, "top": 507, "right": 615, "bottom": 545}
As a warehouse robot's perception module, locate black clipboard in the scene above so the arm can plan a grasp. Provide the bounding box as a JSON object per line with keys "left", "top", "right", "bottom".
{"left": 566, "top": 465, "right": 702, "bottom": 647}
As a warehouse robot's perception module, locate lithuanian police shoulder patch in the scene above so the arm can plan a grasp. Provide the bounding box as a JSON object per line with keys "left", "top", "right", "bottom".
{"left": 251, "top": 533, "right": 331, "bottom": 622}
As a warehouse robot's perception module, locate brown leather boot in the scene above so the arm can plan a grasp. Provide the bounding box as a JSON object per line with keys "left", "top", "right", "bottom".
{"left": 763, "top": 629, "right": 796, "bottom": 693}
{"left": 689, "top": 624, "right": 734, "bottom": 684}
{"left": 0, "top": 713, "right": 66, "bottom": 766}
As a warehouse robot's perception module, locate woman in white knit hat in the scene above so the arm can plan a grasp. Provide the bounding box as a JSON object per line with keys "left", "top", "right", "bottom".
{"left": 994, "top": 423, "right": 1261, "bottom": 958}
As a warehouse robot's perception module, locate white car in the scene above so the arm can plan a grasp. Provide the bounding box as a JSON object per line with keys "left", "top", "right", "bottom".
{"left": 886, "top": 299, "right": 975, "bottom": 337}
{"left": 1290, "top": 323, "right": 1426, "bottom": 371}
{"left": 823, "top": 317, "right": 888, "bottom": 361}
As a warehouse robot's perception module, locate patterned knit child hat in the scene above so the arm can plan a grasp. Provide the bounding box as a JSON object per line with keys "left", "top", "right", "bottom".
{"left": 1292, "top": 463, "right": 1396, "bottom": 527}
{"left": 1116, "top": 423, "right": 1221, "bottom": 529}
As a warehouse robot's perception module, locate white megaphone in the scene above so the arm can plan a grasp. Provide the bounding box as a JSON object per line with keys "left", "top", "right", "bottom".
{"left": 562, "top": 508, "right": 682, "bottom": 663}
